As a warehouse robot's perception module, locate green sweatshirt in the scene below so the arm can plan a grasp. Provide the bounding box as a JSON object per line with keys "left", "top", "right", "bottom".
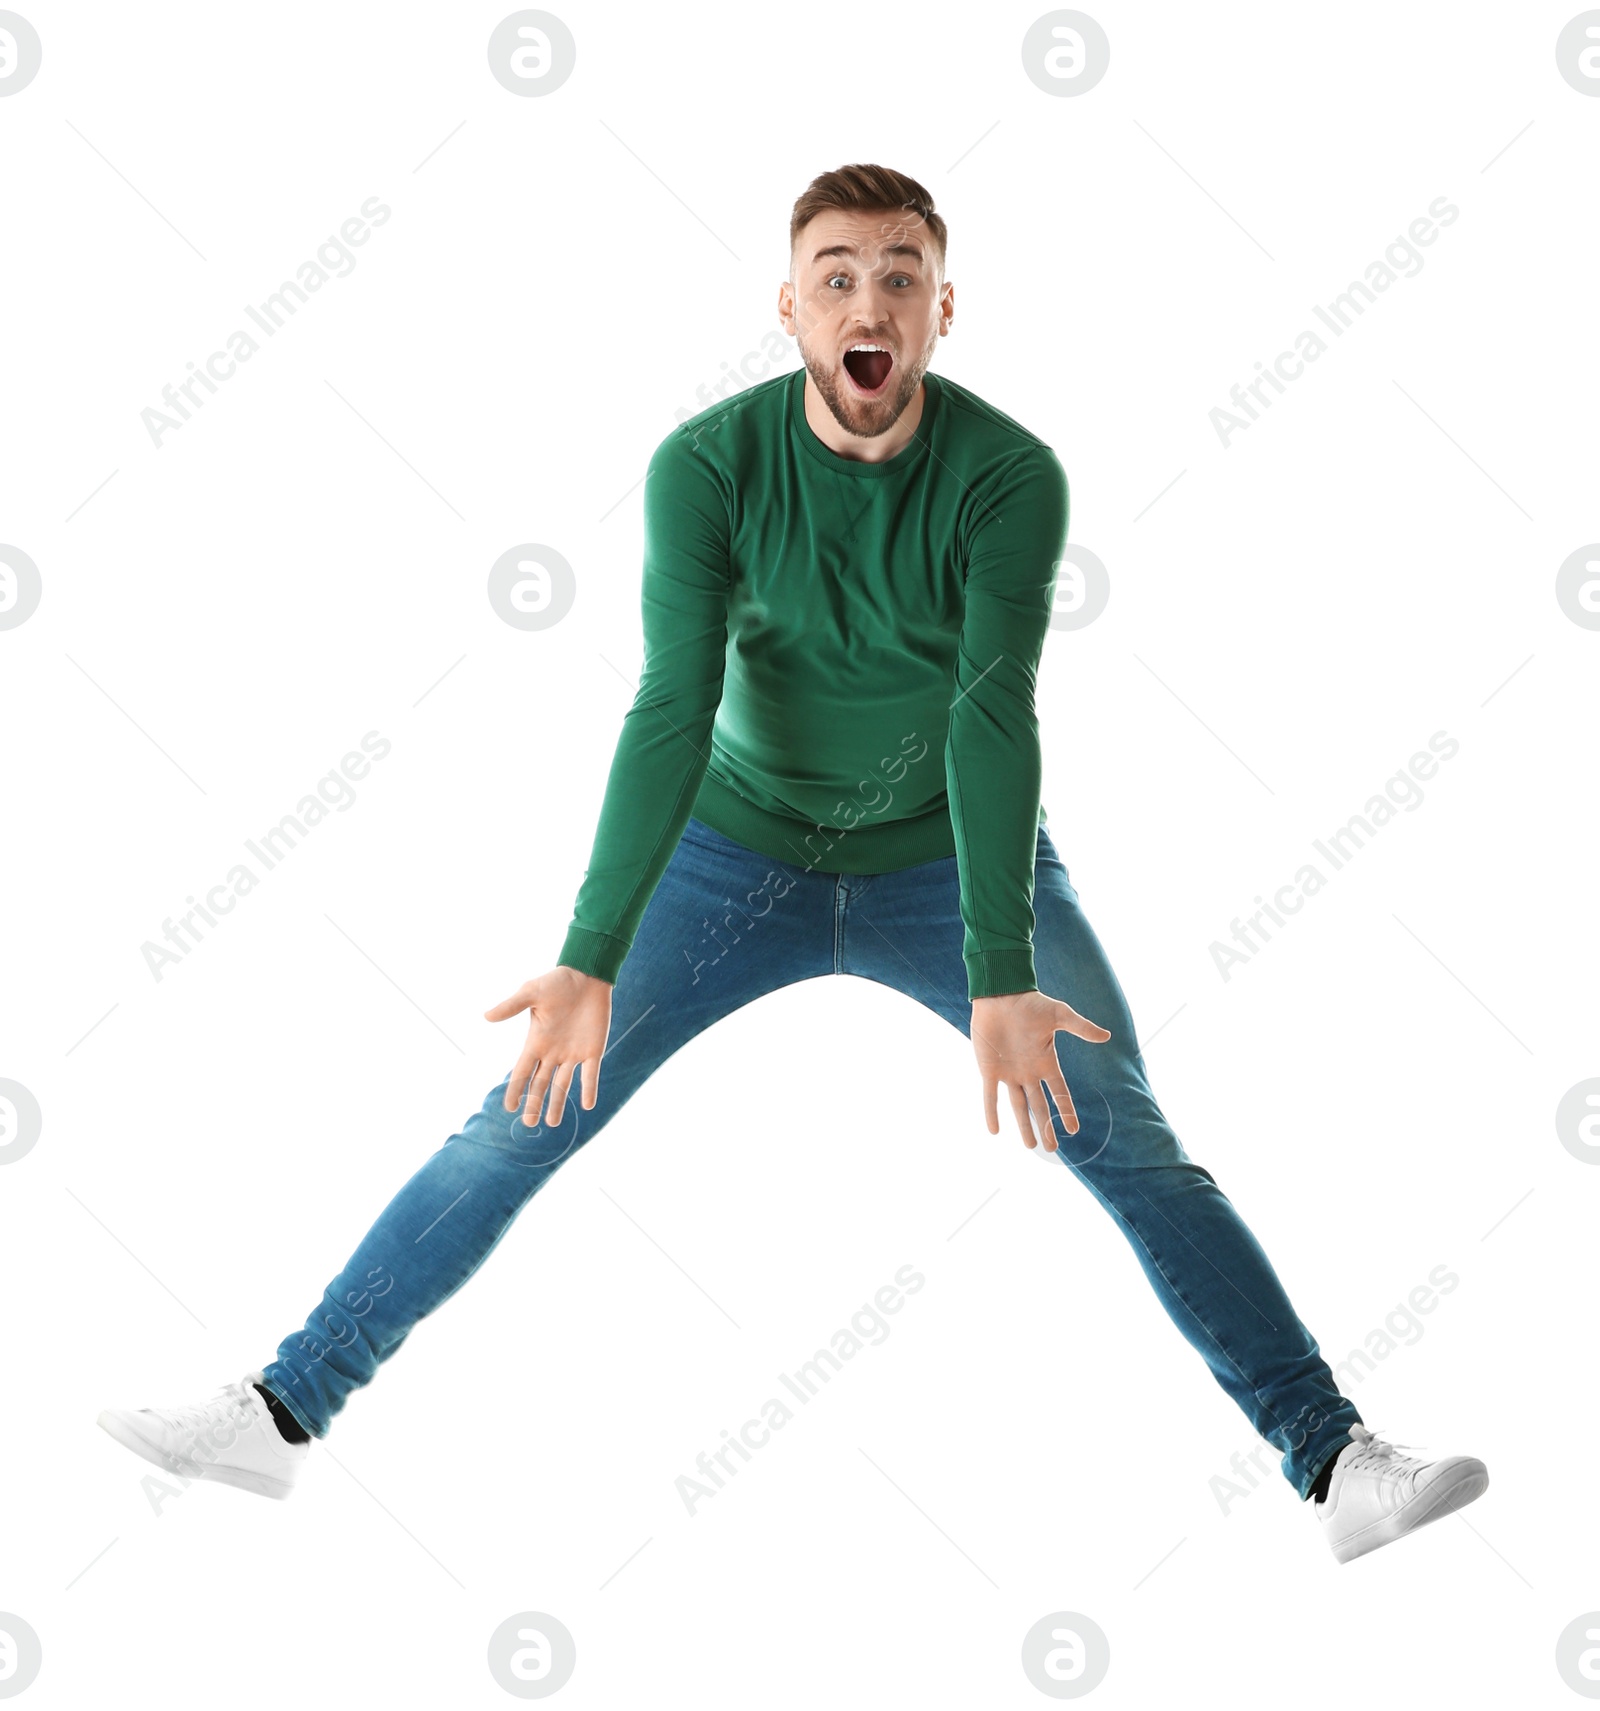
{"left": 556, "top": 366, "right": 1069, "bottom": 1000}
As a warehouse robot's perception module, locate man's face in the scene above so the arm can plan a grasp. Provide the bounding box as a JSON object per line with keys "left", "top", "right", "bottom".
{"left": 781, "top": 207, "right": 952, "bottom": 440}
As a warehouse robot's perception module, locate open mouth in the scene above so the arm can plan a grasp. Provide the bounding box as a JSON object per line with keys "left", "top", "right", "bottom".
{"left": 842, "top": 343, "right": 894, "bottom": 397}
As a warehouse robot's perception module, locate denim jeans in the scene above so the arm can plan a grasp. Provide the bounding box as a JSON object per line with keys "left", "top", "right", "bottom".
{"left": 261, "top": 816, "right": 1361, "bottom": 1496}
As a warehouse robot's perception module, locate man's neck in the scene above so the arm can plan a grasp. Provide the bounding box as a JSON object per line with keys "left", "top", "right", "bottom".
{"left": 802, "top": 374, "right": 926, "bottom": 464}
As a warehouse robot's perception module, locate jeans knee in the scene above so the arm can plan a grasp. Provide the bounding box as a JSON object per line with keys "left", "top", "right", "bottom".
{"left": 458, "top": 1089, "right": 589, "bottom": 1169}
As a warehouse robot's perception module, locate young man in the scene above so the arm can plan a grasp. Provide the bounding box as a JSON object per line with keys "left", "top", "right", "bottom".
{"left": 100, "top": 163, "right": 1487, "bottom": 1564}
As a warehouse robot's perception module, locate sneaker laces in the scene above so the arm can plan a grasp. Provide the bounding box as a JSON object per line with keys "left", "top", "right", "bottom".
{"left": 165, "top": 1376, "right": 259, "bottom": 1440}
{"left": 1342, "top": 1423, "right": 1430, "bottom": 1483}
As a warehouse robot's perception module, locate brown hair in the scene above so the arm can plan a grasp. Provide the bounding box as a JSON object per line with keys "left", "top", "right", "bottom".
{"left": 789, "top": 163, "right": 948, "bottom": 283}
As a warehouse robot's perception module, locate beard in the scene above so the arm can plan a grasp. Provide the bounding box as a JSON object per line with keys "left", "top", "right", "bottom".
{"left": 797, "top": 320, "right": 939, "bottom": 440}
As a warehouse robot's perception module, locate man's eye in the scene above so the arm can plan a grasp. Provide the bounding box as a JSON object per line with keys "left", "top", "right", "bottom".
{"left": 824, "top": 272, "right": 913, "bottom": 289}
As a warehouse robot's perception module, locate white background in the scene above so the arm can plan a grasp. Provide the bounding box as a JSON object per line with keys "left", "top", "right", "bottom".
{"left": 2, "top": 1, "right": 1596, "bottom": 1705}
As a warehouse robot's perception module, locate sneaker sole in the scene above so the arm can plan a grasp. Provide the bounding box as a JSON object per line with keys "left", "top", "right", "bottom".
{"left": 97, "top": 1411, "right": 299, "bottom": 1501}
{"left": 1329, "top": 1461, "right": 1489, "bottom": 1563}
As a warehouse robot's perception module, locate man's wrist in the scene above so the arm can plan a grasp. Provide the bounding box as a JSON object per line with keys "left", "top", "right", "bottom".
{"left": 557, "top": 962, "right": 614, "bottom": 990}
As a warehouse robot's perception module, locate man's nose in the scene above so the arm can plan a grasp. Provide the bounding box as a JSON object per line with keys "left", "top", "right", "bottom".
{"left": 850, "top": 272, "right": 895, "bottom": 327}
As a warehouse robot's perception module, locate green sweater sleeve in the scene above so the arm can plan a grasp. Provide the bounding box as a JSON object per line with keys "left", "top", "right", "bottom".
{"left": 556, "top": 435, "right": 731, "bottom": 984}
{"left": 946, "top": 446, "right": 1069, "bottom": 1000}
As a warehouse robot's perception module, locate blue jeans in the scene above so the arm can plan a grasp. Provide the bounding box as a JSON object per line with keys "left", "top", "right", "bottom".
{"left": 261, "top": 817, "right": 1361, "bottom": 1496}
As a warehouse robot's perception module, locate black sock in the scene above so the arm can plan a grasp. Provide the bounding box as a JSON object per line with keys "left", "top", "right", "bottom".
{"left": 253, "top": 1381, "right": 311, "bottom": 1444}
{"left": 1307, "top": 1451, "right": 1339, "bottom": 1504}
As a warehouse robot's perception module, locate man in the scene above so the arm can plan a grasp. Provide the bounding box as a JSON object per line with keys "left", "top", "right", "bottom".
{"left": 100, "top": 163, "right": 1486, "bottom": 1564}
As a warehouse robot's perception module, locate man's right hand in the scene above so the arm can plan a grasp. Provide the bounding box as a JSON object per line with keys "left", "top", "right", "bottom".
{"left": 484, "top": 966, "right": 614, "bottom": 1129}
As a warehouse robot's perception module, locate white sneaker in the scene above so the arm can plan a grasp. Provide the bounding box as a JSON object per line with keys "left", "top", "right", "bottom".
{"left": 98, "top": 1370, "right": 309, "bottom": 1500}
{"left": 1314, "top": 1423, "right": 1488, "bottom": 1563}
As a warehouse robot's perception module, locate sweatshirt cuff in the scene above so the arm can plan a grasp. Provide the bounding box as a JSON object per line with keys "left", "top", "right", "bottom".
{"left": 557, "top": 925, "right": 629, "bottom": 985}
{"left": 965, "top": 947, "right": 1038, "bottom": 1000}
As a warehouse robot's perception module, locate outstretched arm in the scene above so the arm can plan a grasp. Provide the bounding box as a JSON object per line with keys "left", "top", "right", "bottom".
{"left": 944, "top": 443, "right": 1067, "bottom": 1000}
{"left": 945, "top": 445, "right": 1109, "bottom": 1145}
{"left": 557, "top": 431, "right": 733, "bottom": 982}
{"left": 488, "top": 431, "right": 732, "bottom": 1128}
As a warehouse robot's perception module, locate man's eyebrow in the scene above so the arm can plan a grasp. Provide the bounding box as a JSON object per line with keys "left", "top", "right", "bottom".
{"left": 810, "top": 241, "right": 925, "bottom": 266}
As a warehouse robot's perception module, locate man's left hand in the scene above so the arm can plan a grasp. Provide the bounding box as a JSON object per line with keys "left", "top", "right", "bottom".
{"left": 971, "top": 989, "right": 1112, "bottom": 1150}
